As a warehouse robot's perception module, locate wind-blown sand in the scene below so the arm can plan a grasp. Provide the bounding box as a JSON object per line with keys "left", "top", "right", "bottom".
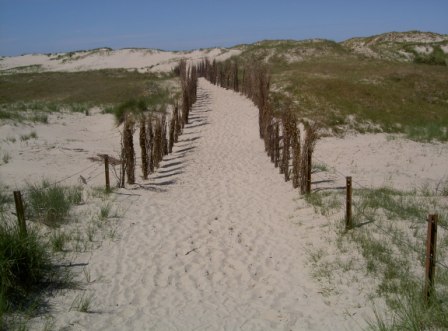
{"left": 3, "top": 78, "right": 448, "bottom": 330}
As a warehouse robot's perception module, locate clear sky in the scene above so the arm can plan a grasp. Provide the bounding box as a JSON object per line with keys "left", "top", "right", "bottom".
{"left": 1, "top": 0, "right": 447, "bottom": 56}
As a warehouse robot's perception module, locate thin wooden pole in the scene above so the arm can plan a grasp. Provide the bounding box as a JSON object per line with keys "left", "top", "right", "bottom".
{"left": 13, "top": 191, "right": 27, "bottom": 237}
{"left": 104, "top": 155, "right": 110, "bottom": 192}
{"left": 345, "top": 177, "right": 352, "bottom": 230}
{"left": 424, "top": 214, "right": 438, "bottom": 303}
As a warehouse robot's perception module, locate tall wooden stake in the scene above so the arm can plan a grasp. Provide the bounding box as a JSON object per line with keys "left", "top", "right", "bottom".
{"left": 13, "top": 191, "right": 27, "bottom": 237}
{"left": 104, "top": 155, "right": 110, "bottom": 192}
{"left": 424, "top": 214, "right": 438, "bottom": 303}
{"left": 345, "top": 177, "right": 352, "bottom": 230}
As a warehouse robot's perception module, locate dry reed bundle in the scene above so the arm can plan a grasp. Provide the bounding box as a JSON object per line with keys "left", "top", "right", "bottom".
{"left": 119, "top": 133, "right": 126, "bottom": 188}
{"left": 169, "top": 111, "right": 176, "bottom": 153}
{"left": 300, "top": 123, "right": 319, "bottom": 194}
{"left": 182, "top": 86, "right": 190, "bottom": 125}
{"left": 281, "top": 113, "right": 292, "bottom": 182}
{"left": 274, "top": 122, "right": 280, "bottom": 168}
{"left": 139, "top": 116, "right": 149, "bottom": 180}
{"left": 161, "top": 114, "right": 168, "bottom": 156}
{"left": 233, "top": 62, "right": 239, "bottom": 92}
{"left": 153, "top": 117, "right": 162, "bottom": 169}
{"left": 147, "top": 116, "right": 154, "bottom": 174}
{"left": 269, "top": 123, "right": 275, "bottom": 163}
{"left": 291, "top": 123, "right": 301, "bottom": 189}
{"left": 123, "top": 115, "right": 135, "bottom": 184}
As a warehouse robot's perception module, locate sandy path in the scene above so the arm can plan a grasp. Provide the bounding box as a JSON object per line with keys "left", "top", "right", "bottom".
{"left": 56, "top": 78, "right": 368, "bottom": 330}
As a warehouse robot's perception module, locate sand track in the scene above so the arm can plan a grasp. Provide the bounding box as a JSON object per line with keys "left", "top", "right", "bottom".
{"left": 56, "top": 78, "right": 369, "bottom": 331}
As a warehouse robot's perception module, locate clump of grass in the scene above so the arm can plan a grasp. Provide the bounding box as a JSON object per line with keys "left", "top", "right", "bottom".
{"left": 2, "top": 152, "right": 10, "bottom": 164}
{"left": 312, "top": 162, "right": 329, "bottom": 172}
{"left": 90, "top": 186, "right": 112, "bottom": 199}
{"left": 99, "top": 203, "right": 111, "bottom": 220}
{"left": 0, "top": 223, "right": 50, "bottom": 315}
{"left": 20, "top": 131, "right": 38, "bottom": 141}
{"left": 49, "top": 230, "right": 68, "bottom": 252}
{"left": 304, "top": 191, "right": 342, "bottom": 216}
{"left": 355, "top": 186, "right": 427, "bottom": 223}
{"left": 0, "top": 187, "right": 12, "bottom": 206}
{"left": 30, "top": 113, "right": 48, "bottom": 123}
{"left": 26, "top": 180, "right": 82, "bottom": 226}
{"left": 405, "top": 123, "right": 448, "bottom": 142}
{"left": 70, "top": 292, "right": 93, "bottom": 313}
{"left": 0, "top": 184, "right": 12, "bottom": 214}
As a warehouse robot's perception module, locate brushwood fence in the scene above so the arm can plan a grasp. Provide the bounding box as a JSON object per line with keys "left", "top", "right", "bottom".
{"left": 197, "top": 58, "right": 318, "bottom": 195}
{"left": 8, "top": 58, "right": 200, "bottom": 235}
{"left": 197, "top": 57, "right": 447, "bottom": 303}
{"left": 120, "top": 59, "right": 198, "bottom": 185}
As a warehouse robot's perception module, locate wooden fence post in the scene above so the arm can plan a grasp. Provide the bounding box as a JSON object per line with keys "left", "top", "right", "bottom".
{"left": 104, "top": 155, "right": 110, "bottom": 192}
{"left": 13, "top": 191, "right": 27, "bottom": 237}
{"left": 424, "top": 214, "right": 438, "bottom": 303}
{"left": 274, "top": 123, "right": 279, "bottom": 168}
{"left": 345, "top": 177, "right": 352, "bottom": 230}
{"left": 306, "top": 152, "right": 312, "bottom": 194}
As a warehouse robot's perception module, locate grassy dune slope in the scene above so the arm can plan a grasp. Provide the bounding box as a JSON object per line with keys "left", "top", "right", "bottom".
{"left": 233, "top": 32, "right": 448, "bottom": 141}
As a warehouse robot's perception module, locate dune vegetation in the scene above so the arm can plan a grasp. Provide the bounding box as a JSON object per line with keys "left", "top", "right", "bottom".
{"left": 231, "top": 35, "right": 448, "bottom": 141}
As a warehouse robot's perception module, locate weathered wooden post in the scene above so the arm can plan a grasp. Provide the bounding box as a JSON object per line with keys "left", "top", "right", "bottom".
{"left": 424, "top": 214, "right": 438, "bottom": 303}
{"left": 306, "top": 152, "right": 312, "bottom": 194}
{"left": 104, "top": 155, "right": 110, "bottom": 192}
{"left": 13, "top": 191, "right": 27, "bottom": 237}
{"left": 274, "top": 123, "right": 280, "bottom": 168}
{"left": 345, "top": 177, "right": 352, "bottom": 230}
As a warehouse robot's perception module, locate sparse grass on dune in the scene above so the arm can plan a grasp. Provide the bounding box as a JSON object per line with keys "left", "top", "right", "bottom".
{"left": 233, "top": 40, "right": 448, "bottom": 141}
{"left": 0, "top": 69, "right": 178, "bottom": 123}
{"left": 276, "top": 58, "right": 448, "bottom": 140}
{"left": 0, "top": 69, "right": 173, "bottom": 104}
{"left": 304, "top": 184, "right": 448, "bottom": 330}
{"left": 1, "top": 180, "right": 120, "bottom": 328}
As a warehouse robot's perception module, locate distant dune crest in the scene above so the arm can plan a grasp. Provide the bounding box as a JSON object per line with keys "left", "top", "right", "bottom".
{"left": 1, "top": 31, "right": 447, "bottom": 73}
{"left": 0, "top": 47, "right": 241, "bottom": 73}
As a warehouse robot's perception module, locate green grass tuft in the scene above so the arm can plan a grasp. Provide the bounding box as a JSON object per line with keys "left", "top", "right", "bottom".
{"left": 0, "top": 223, "right": 50, "bottom": 314}
{"left": 26, "top": 180, "right": 82, "bottom": 226}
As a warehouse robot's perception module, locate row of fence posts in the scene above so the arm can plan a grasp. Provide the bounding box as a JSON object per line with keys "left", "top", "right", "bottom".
{"left": 343, "top": 176, "right": 439, "bottom": 303}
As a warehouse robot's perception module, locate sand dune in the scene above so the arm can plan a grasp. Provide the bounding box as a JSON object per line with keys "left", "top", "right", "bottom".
{"left": 0, "top": 48, "right": 241, "bottom": 73}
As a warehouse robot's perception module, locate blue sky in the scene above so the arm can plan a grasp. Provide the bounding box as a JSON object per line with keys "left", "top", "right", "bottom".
{"left": 1, "top": 0, "right": 447, "bottom": 56}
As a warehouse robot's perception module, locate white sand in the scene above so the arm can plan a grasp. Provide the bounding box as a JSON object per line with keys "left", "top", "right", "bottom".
{"left": 0, "top": 108, "right": 120, "bottom": 188}
{"left": 3, "top": 78, "right": 448, "bottom": 329}
{"left": 0, "top": 48, "right": 241, "bottom": 73}
{"left": 314, "top": 134, "right": 448, "bottom": 191}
